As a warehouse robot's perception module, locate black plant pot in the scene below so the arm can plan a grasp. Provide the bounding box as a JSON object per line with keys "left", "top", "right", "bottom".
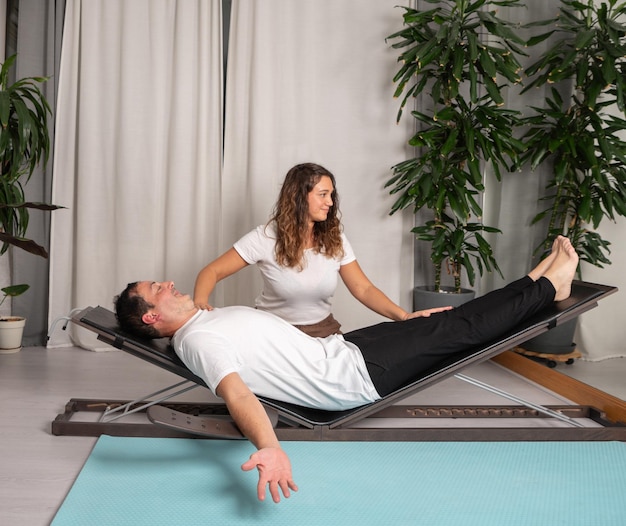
{"left": 520, "top": 317, "right": 577, "bottom": 355}
{"left": 413, "top": 285, "right": 475, "bottom": 311}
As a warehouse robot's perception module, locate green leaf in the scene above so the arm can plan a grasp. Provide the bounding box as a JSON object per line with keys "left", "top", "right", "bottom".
{"left": 1, "top": 284, "right": 29, "bottom": 297}
{"left": 479, "top": 48, "right": 498, "bottom": 80}
{"left": 574, "top": 29, "right": 596, "bottom": 50}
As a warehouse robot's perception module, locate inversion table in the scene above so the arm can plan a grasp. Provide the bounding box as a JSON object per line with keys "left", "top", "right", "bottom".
{"left": 51, "top": 280, "right": 626, "bottom": 441}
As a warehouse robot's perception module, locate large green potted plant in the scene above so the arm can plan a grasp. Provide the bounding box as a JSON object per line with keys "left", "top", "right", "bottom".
{"left": 385, "top": 0, "right": 527, "bottom": 308}
{"left": 519, "top": 0, "right": 626, "bottom": 356}
{"left": 0, "top": 54, "right": 60, "bottom": 353}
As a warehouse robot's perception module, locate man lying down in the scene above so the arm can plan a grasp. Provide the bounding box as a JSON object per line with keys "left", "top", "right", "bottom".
{"left": 114, "top": 235, "right": 579, "bottom": 504}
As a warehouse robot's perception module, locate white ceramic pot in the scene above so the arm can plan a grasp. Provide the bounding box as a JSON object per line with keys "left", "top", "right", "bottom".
{"left": 0, "top": 316, "right": 26, "bottom": 353}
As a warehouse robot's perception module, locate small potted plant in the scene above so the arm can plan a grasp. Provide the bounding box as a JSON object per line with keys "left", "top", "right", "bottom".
{"left": 0, "top": 284, "right": 29, "bottom": 353}
{"left": 0, "top": 54, "right": 61, "bottom": 352}
{"left": 385, "top": 0, "right": 527, "bottom": 308}
{"left": 519, "top": 0, "right": 626, "bottom": 355}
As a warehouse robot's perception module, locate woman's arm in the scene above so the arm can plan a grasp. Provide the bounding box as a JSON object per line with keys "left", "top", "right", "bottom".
{"left": 217, "top": 372, "right": 298, "bottom": 503}
{"left": 339, "top": 261, "right": 452, "bottom": 321}
{"left": 193, "top": 248, "right": 249, "bottom": 309}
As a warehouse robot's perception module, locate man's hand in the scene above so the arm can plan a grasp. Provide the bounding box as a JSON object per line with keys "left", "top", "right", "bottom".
{"left": 241, "top": 447, "right": 298, "bottom": 503}
{"left": 404, "top": 305, "right": 453, "bottom": 320}
{"left": 217, "top": 374, "right": 297, "bottom": 503}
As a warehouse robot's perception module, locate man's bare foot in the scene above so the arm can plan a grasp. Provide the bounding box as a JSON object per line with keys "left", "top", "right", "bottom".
{"left": 543, "top": 237, "right": 579, "bottom": 301}
{"left": 528, "top": 237, "right": 561, "bottom": 282}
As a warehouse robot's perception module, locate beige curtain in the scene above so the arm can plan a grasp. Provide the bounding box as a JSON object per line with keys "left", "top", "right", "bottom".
{"left": 218, "top": 0, "right": 415, "bottom": 331}
{"left": 576, "top": 217, "right": 626, "bottom": 360}
{"left": 47, "top": 0, "right": 224, "bottom": 349}
{"left": 47, "top": 0, "right": 624, "bottom": 358}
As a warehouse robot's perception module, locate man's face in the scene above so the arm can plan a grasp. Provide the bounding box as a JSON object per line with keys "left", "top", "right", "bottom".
{"left": 135, "top": 281, "right": 194, "bottom": 316}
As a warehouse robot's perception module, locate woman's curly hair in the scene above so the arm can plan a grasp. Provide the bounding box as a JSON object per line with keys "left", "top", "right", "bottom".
{"left": 269, "top": 163, "right": 343, "bottom": 269}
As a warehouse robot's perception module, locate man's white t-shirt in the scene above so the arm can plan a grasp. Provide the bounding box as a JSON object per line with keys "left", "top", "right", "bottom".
{"left": 173, "top": 307, "right": 381, "bottom": 411}
{"left": 233, "top": 224, "right": 356, "bottom": 325}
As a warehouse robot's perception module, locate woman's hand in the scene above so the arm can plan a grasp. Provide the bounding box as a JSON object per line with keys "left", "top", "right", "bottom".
{"left": 404, "top": 306, "right": 453, "bottom": 320}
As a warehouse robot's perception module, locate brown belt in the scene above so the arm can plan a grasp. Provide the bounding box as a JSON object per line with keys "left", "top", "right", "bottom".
{"left": 294, "top": 313, "right": 342, "bottom": 338}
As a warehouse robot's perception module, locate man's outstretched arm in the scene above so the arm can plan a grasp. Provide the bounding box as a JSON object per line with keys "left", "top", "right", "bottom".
{"left": 216, "top": 373, "right": 298, "bottom": 503}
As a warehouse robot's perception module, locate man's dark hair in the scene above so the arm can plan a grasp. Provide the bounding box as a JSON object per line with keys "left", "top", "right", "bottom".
{"left": 114, "top": 282, "right": 161, "bottom": 339}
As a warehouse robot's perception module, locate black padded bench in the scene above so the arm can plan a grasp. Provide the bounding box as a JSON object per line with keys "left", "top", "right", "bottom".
{"left": 51, "top": 280, "right": 626, "bottom": 441}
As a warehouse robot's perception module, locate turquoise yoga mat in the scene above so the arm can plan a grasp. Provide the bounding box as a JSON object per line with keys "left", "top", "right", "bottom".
{"left": 52, "top": 436, "right": 626, "bottom": 526}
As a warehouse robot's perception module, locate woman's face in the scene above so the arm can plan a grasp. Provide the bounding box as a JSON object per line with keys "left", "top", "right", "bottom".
{"left": 306, "top": 175, "right": 334, "bottom": 224}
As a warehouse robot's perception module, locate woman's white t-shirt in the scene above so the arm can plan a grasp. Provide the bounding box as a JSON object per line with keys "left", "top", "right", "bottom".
{"left": 233, "top": 224, "right": 356, "bottom": 325}
{"left": 173, "top": 308, "right": 380, "bottom": 411}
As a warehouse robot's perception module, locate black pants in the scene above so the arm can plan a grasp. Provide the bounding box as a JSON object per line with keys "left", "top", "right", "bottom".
{"left": 343, "top": 276, "right": 556, "bottom": 397}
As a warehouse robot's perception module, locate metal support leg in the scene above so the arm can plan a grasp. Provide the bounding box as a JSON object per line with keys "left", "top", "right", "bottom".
{"left": 100, "top": 380, "right": 200, "bottom": 423}
{"left": 455, "top": 373, "right": 585, "bottom": 428}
